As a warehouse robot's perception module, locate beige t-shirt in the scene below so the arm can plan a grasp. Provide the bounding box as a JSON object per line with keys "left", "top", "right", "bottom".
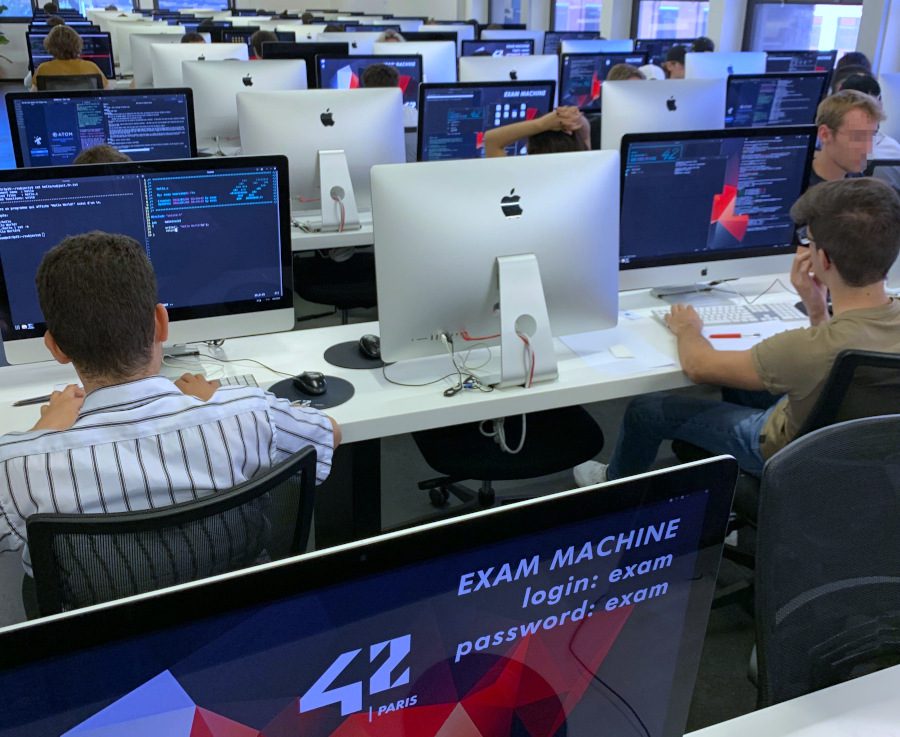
{"left": 751, "top": 298, "right": 900, "bottom": 458}
{"left": 32, "top": 59, "right": 109, "bottom": 88}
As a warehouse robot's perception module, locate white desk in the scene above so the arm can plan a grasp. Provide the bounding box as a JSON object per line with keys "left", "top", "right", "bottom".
{"left": 290, "top": 211, "right": 374, "bottom": 252}
{"left": 686, "top": 665, "right": 900, "bottom": 736}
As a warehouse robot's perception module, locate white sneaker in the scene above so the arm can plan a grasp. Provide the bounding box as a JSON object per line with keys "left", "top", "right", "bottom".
{"left": 573, "top": 461, "right": 609, "bottom": 487}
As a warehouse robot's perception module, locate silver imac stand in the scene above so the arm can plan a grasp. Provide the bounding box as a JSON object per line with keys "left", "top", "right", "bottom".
{"left": 307, "top": 149, "right": 362, "bottom": 233}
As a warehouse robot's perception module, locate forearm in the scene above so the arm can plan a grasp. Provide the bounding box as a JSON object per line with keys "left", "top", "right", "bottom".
{"left": 484, "top": 118, "right": 546, "bottom": 158}
{"left": 676, "top": 329, "right": 717, "bottom": 383}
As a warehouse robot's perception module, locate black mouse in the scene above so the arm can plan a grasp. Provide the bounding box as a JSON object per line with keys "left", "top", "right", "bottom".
{"left": 292, "top": 371, "right": 327, "bottom": 396}
{"left": 358, "top": 333, "right": 381, "bottom": 360}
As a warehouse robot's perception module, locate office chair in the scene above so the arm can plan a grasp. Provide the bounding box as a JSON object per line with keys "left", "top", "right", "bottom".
{"left": 26, "top": 446, "right": 317, "bottom": 616}
{"left": 35, "top": 74, "right": 103, "bottom": 91}
{"left": 754, "top": 414, "right": 900, "bottom": 707}
{"left": 293, "top": 251, "right": 376, "bottom": 324}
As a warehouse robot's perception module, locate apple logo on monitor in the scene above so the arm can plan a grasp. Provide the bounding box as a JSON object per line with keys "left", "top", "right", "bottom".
{"left": 320, "top": 108, "right": 335, "bottom": 127}
{"left": 351, "top": 41, "right": 358, "bottom": 49}
{"left": 242, "top": 74, "right": 253, "bottom": 87}
{"left": 666, "top": 96, "right": 677, "bottom": 112}
{"left": 727, "top": 64, "right": 734, "bottom": 75}
{"left": 197, "top": 54, "right": 206, "bottom": 61}
{"left": 501, "top": 188, "right": 522, "bottom": 218}
{"left": 509, "top": 70, "right": 518, "bottom": 81}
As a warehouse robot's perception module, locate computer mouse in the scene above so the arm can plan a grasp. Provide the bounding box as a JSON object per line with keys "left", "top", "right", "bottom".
{"left": 358, "top": 333, "right": 381, "bottom": 361}
{"left": 292, "top": 371, "right": 327, "bottom": 396}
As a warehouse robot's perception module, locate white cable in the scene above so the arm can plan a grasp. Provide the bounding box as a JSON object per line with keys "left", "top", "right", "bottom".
{"left": 479, "top": 415, "right": 527, "bottom": 454}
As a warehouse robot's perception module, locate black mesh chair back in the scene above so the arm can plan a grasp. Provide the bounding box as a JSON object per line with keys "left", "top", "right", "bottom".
{"left": 36, "top": 74, "right": 103, "bottom": 90}
{"left": 754, "top": 415, "right": 900, "bottom": 707}
{"left": 27, "top": 447, "right": 317, "bottom": 616}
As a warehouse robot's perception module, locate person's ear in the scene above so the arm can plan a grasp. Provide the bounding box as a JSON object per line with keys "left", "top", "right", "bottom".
{"left": 818, "top": 123, "right": 833, "bottom": 146}
{"left": 44, "top": 331, "right": 71, "bottom": 365}
{"left": 154, "top": 304, "right": 169, "bottom": 344}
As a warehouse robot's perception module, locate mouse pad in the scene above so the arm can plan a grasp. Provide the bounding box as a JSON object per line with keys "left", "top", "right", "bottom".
{"left": 268, "top": 375, "right": 355, "bottom": 410}
{"left": 324, "top": 340, "right": 386, "bottom": 370}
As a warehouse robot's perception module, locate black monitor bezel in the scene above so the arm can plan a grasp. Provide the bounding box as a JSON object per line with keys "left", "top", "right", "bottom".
{"left": 865, "top": 158, "right": 900, "bottom": 177}
{"left": 416, "top": 79, "right": 558, "bottom": 162}
{"left": 619, "top": 126, "right": 817, "bottom": 271}
{"left": 559, "top": 51, "right": 650, "bottom": 112}
{"left": 634, "top": 37, "right": 695, "bottom": 65}
{"left": 724, "top": 71, "right": 830, "bottom": 128}
{"left": 5, "top": 87, "right": 199, "bottom": 168}
{"left": 763, "top": 48, "right": 838, "bottom": 72}
{"left": 460, "top": 37, "right": 535, "bottom": 56}
{"left": 314, "top": 53, "right": 423, "bottom": 100}
{"left": 402, "top": 30, "right": 459, "bottom": 43}
{"left": 542, "top": 30, "right": 601, "bottom": 55}
{"left": 259, "top": 41, "right": 350, "bottom": 87}
{"left": 26, "top": 30, "right": 115, "bottom": 77}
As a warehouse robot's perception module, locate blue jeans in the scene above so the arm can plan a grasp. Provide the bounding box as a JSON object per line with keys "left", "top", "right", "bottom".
{"left": 606, "top": 390, "right": 780, "bottom": 481}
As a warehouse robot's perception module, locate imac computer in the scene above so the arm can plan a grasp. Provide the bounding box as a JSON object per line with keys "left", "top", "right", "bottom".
{"left": 458, "top": 54, "right": 558, "bottom": 87}
{"left": 150, "top": 42, "right": 249, "bottom": 87}
{"left": 618, "top": 127, "right": 817, "bottom": 292}
{"left": 685, "top": 51, "right": 767, "bottom": 79}
{"left": 109, "top": 20, "right": 181, "bottom": 75}
{"left": 417, "top": 81, "right": 557, "bottom": 161}
{"left": 878, "top": 73, "right": 900, "bottom": 142}
{"left": 345, "top": 23, "right": 401, "bottom": 34}
{"left": 765, "top": 49, "right": 837, "bottom": 74}
{"left": 130, "top": 32, "right": 200, "bottom": 88}
{"left": 419, "top": 22, "right": 475, "bottom": 53}
{"left": 183, "top": 59, "right": 307, "bottom": 143}
{"left": 725, "top": 72, "right": 829, "bottom": 128}
{"left": 560, "top": 51, "right": 650, "bottom": 112}
{"left": 543, "top": 30, "right": 599, "bottom": 55}
{"left": 237, "top": 88, "right": 405, "bottom": 228}
{"left": 561, "top": 39, "right": 635, "bottom": 55}
{"left": 635, "top": 38, "right": 695, "bottom": 66}
{"left": 6, "top": 89, "right": 196, "bottom": 167}
{"left": 403, "top": 30, "right": 459, "bottom": 44}
{"left": 317, "top": 54, "right": 423, "bottom": 128}
{"left": 0, "top": 457, "right": 737, "bottom": 737}
{"left": 460, "top": 38, "right": 534, "bottom": 57}
{"left": 600, "top": 78, "right": 727, "bottom": 151}
{"left": 27, "top": 31, "right": 116, "bottom": 78}
{"left": 373, "top": 151, "right": 619, "bottom": 386}
{"left": 317, "top": 31, "right": 381, "bottom": 55}
{"left": 375, "top": 40, "right": 457, "bottom": 83}
{"left": 260, "top": 41, "right": 349, "bottom": 86}
{"left": 481, "top": 28, "right": 545, "bottom": 52}
{"left": 0, "top": 155, "right": 293, "bottom": 365}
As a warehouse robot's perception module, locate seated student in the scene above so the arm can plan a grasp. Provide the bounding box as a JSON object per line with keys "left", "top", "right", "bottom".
{"left": 575, "top": 177, "right": 900, "bottom": 486}
{"left": 32, "top": 25, "right": 109, "bottom": 89}
{"left": 662, "top": 45, "right": 687, "bottom": 79}
{"left": 835, "top": 50, "right": 872, "bottom": 75}
{"left": 836, "top": 73, "right": 900, "bottom": 159}
{"left": 360, "top": 62, "right": 398, "bottom": 89}
{"left": 483, "top": 106, "right": 590, "bottom": 158}
{"left": 376, "top": 29, "right": 405, "bottom": 43}
{"left": 301, "top": 11, "right": 315, "bottom": 24}
{"left": 691, "top": 36, "right": 715, "bottom": 52}
{"left": 73, "top": 144, "right": 131, "bottom": 164}
{"left": 607, "top": 63, "right": 645, "bottom": 81}
{"left": 250, "top": 29, "right": 278, "bottom": 59}
{"left": 180, "top": 31, "right": 207, "bottom": 44}
{"left": 0, "top": 231, "right": 339, "bottom": 575}
{"left": 639, "top": 63, "right": 666, "bottom": 80}
{"left": 46, "top": 14, "right": 65, "bottom": 27}
{"left": 830, "top": 63, "right": 871, "bottom": 95}
{"left": 807, "top": 90, "right": 884, "bottom": 187}
{"left": 42, "top": 1, "right": 58, "bottom": 12}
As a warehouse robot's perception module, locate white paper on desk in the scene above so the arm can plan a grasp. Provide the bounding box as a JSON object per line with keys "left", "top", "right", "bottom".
{"left": 702, "top": 320, "right": 800, "bottom": 351}
{"left": 561, "top": 326, "right": 676, "bottom": 377}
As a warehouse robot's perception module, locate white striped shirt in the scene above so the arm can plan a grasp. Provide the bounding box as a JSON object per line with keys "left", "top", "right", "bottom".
{"left": 0, "top": 376, "right": 335, "bottom": 574}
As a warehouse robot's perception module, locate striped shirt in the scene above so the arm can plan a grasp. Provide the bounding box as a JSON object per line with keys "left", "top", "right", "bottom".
{"left": 0, "top": 376, "right": 335, "bottom": 574}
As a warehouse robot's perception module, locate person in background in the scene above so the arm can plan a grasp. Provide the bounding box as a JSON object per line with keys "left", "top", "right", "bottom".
{"left": 46, "top": 15, "right": 65, "bottom": 27}
{"left": 73, "top": 144, "right": 131, "bottom": 165}
{"left": 662, "top": 45, "right": 686, "bottom": 79}
{"left": 831, "top": 64, "right": 871, "bottom": 95}
{"left": 691, "top": 36, "right": 715, "bottom": 52}
{"left": 301, "top": 11, "right": 315, "bottom": 24}
{"left": 360, "top": 62, "right": 399, "bottom": 89}
{"left": 376, "top": 29, "right": 405, "bottom": 43}
{"left": 180, "top": 31, "right": 206, "bottom": 44}
{"left": 639, "top": 63, "right": 666, "bottom": 80}
{"left": 42, "top": 2, "right": 58, "bottom": 12}
{"left": 250, "top": 29, "right": 278, "bottom": 59}
{"left": 808, "top": 90, "right": 884, "bottom": 188}
{"left": 323, "top": 23, "right": 344, "bottom": 32}
{"left": 835, "top": 51, "right": 872, "bottom": 75}
{"left": 483, "top": 106, "right": 590, "bottom": 158}
{"left": 837, "top": 73, "right": 900, "bottom": 161}
{"left": 607, "top": 63, "right": 646, "bottom": 81}
{"left": 32, "top": 25, "right": 109, "bottom": 89}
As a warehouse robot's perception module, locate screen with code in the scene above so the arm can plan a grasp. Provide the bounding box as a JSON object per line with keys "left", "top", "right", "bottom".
{"left": 460, "top": 39, "right": 534, "bottom": 57}
{"left": 725, "top": 73, "right": 828, "bottom": 128}
{"left": 560, "top": 52, "right": 649, "bottom": 111}
{"left": 27, "top": 32, "right": 114, "bottom": 78}
{"left": 765, "top": 50, "right": 837, "bottom": 73}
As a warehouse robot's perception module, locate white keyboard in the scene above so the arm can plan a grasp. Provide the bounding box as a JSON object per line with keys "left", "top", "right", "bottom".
{"left": 651, "top": 302, "right": 807, "bottom": 326}
{"left": 217, "top": 373, "right": 258, "bottom": 388}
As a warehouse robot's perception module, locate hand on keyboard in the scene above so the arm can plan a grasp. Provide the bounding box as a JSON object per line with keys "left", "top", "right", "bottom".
{"left": 651, "top": 301, "right": 806, "bottom": 327}
{"left": 175, "top": 373, "right": 258, "bottom": 401}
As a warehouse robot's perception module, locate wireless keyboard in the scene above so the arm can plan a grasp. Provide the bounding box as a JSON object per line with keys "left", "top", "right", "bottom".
{"left": 217, "top": 373, "right": 259, "bottom": 387}
{"left": 651, "top": 302, "right": 807, "bottom": 326}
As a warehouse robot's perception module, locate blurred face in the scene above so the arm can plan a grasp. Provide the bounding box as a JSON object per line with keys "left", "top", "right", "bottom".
{"left": 820, "top": 108, "right": 878, "bottom": 174}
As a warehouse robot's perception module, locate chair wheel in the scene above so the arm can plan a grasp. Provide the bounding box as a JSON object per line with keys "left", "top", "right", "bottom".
{"left": 429, "top": 487, "right": 450, "bottom": 508}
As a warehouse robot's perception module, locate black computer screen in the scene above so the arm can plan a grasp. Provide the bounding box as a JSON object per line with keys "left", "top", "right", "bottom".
{"left": 418, "top": 81, "right": 557, "bottom": 161}
{"left": 7, "top": 90, "right": 197, "bottom": 168}
{"left": 460, "top": 39, "right": 534, "bottom": 57}
{"left": 543, "top": 30, "right": 598, "bottom": 55}
{"left": 0, "top": 159, "right": 290, "bottom": 344}
{"left": 620, "top": 128, "right": 816, "bottom": 269}
{"left": 260, "top": 42, "right": 350, "bottom": 88}
{"left": 27, "top": 31, "right": 115, "bottom": 77}
{"left": 560, "top": 52, "right": 649, "bottom": 111}
{"left": 725, "top": 73, "right": 828, "bottom": 128}
{"left": 634, "top": 38, "right": 694, "bottom": 67}
{"left": 317, "top": 54, "right": 422, "bottom": 110}
{"left": 765, "top": 49, "right": 837, "bottom": 73}
{"left": 345, "top": 23, "right": 401, "bottom": 32}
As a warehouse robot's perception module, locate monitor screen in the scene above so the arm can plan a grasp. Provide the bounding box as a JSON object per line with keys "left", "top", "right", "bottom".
{"left": 543, "top": 30, "right": 598, "bottom": 55}
{"left": 260, "top": 41, "right": 350, "bottom": 86}
{"left": 0, "top": 458, "right": 737, "bottom": 737}
{"left": 345, "top": 23, "right": 400, "bottom": 32}
{"left": 619, "top": 128, "right": 816, "bottom": 285}
{"left": 0, "top": 156, "right": 293, "bottom": 364}
{"left": 560, "top": 52, "right": 650, "bottom": 112}
{"left": 6, "top": 89, "right": 197, "bottom": 168}
{"left": 634, "top": 38, "right": 695, "bottom": 67}
{"left": 765, "top": 49, "right": 837, "bottom": 73}
{"left": 725, "top": 72, "right": 829, "bottom": 128}
{"left": 460, "top": 38, "right": 534, "bottom": 57}
{"left": 26, "top": 31, "right": 115, "bottom": 78}
{"left": 417, "top": 81, "right": 557, "bottom": 161}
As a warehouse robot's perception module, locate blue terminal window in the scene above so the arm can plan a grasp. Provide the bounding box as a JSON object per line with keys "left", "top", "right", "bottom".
{"left": 636, "top": 1, "right": 709, "bottom": 39}
{"left": 553, "top": 0, "right": 603, "bottom": 32}
{"left": 747, "top": 2, "right": 862, "bottom": 57}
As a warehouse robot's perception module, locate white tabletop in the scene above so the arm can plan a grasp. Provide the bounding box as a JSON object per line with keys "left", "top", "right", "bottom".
{"left": 290, "top": 210, "right": 374, "bottom": 252}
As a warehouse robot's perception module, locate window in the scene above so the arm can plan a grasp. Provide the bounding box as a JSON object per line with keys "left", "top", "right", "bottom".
{"left": 4, "top": 0, "right": 34, "bottom": 16}
{"left": 491, "top": 0, "right": 525, "bottom": 24}
{"left": 744, "top": 1, "right": 863, "bottom": 57}
{"left": 552, "top": 0, "right": 603, "bottom": 32}
{"left": 633, "top": 1, "right": 709, "bottom": 39}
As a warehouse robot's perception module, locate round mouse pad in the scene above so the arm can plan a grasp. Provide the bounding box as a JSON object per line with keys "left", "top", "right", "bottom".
{"left": 324, "top": 340, "right": 386, "bottom": 370}
{"left": 268, "top": 375, "right": 355, "bottom": 410}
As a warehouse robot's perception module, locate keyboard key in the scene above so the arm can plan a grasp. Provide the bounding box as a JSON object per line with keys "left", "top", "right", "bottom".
{"left": 651, "top": 301, "right": 806, "bottom": 326}
{"left": 217, "top": 373, "right": 258, "bottom": 388}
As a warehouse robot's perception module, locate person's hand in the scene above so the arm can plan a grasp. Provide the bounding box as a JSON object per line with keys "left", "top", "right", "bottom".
{"left": 31, "top": 385, "right": 85, "bottom": 431}
{"left": 790, "top": 246, "right": 828, "bottom": 320}
{"left": 536, "top": 108, "right": 568, "bottom": 133}
{"left": 664, "top": 304, "right": 704, "bottom": 336}
{"left": 175, "top": 373, "right": 219, "bottom": 401}
{"left": 555, "top": 106, "right": 584, "bottom": 134}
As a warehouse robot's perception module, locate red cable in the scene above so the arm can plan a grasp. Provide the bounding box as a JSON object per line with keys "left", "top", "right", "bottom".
{"left": 461, "top": 330, "right": 501, "bottom": 341}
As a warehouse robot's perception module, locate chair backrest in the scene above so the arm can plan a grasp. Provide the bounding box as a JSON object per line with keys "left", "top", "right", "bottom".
{"left": 36, "top": 73, "right": 104, "bottom": 90}
{"left": 796, "top": 349, "right": 900, "bottom": 437}
{"left": 754, "top": 415, "right": 900, "bottom": 707}
{"left": 27, "top": 446, "right": 317, "bottom": 616}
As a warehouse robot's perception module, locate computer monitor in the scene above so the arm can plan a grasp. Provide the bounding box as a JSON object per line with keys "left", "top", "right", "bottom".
{"left": 237, "top": 88, "right": 405, "bottom": 215}
{"left": 481, "top": 28, "right": 545, "bottom": 52}
{"left": 765, "top": 49, "right": 837, "bottom": 74}
{"left": 317, "top": 54, "right": 422, "bottom": 128}
{"left": 109, "top": 20, "right": 182, "bottom": 75}
{"left": 317, "top": 31, "right": 380, "bottom": 55}
{"left": 129, "top": 32, "right": 195, "bottom": 88}
{"left": 6, "top": 88, "right": 196, "bottom": 168}
{"left": 635, "top": 38, "right": 695, "bottom": 67}
{"left": 561, "top": 39, "right": 635, "bottom": 55}
{"left": 346, "top": 23, "right": 401, "bottom": 33}
{"left": 373, "top": 151, "right": 619, "bottom": 384}
{"left": 26, "top": 31, "right": 116, "bottom": 78}
{"left": 685, "top": 51, "right": 768, "bottom": 79}
{"left": 543, "top": 30, "right": 599, "bottom": 55}
{"left": 560, "top": 52, "right": 650, "bottom": 112}
{"left": 458, "top": 54, "right": 558, "bottom": 88}
{"left": 220, "top": 25, "right": 260, "bottom": 45}
{"left": 865, "top": 158, "right": 900, "bottom": 199}
{"left": 619, "top": 127, "right": 817, "bottom": 292}
{"left": 403, "top": 30, "right": 458, "bottom": 44}
{"left": 183, "top": 59, "right": 307, "bottom": 143}
{"left": 375, "top": 40, "right": 456, "bottom": 83}
{"left": 879, "top": 73, "right": 900, "bottom": 142}
{"left": 417, "top": 81, "right": 557, "bottom": 162}
{"left": 150, "top": 42, "right": 249, "bottom": 87}
{"left": 600, "top": 78, "right": 727, "bottom": 151}
{"left": 0, "top": 156, "right": 293, "bottom": 365}
{"left": 0, "top": 457, "right": 737, "bottom": 737}
{"left": 260, "top": 41, "right": 349, "bottom": 86}
{"left": 725, "top": 72, "right": 829, "bottom": 128}
{"left": 418, "top": 22, "right": 474, "bottom": 53}
{"left": 460, "top": 38, "right": 534, "bottom": 57}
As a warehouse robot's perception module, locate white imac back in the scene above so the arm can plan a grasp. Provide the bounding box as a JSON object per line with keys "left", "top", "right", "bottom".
{"left": 130, "top": 33, "right": 185, "bottom": 88}
{"left": 375, "top": 41, "right": 457, "bottom": 82}
{"left": 879, "top": 73, "right": 900, "bottom": 141}
{"left": 150, "top": 43, "right": 249, "bottom": 88}
{"left": 685, "top": 51, "right": 767, "bottom": 79}
{"left": 481, "top": 28, "right": 545, "bottom": 51}
{"left": 372, "top": 151, "right": 621, "bottom": 363}
{"left": 458, "top": 54, "right": 558, "bottom": 87}
{"left": 279, "top": 23, "right": 328, "bottom": 41}
{"left": 561, "top": 38, "right": 635, "bottom": 54}
{"left": 112, "top": 20, "right": 180, "bottom": 75}
{"left": 237, "top": 88, "right": 405, "bottom": 211}
{"left": 183, "top": 59, "right": 307, "bottom": 141}
{"left": 423, "top": 23, "right": 475, "bottom": 53}
{"left": 600, "top": 79, "right": 727, "bottom": 150}
{"left": 317, "top": 32, "right": 380, "bottom": 55}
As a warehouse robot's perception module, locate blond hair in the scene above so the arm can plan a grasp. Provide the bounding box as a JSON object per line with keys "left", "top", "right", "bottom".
{"left": 816, "top": 89, "right": 885, "bottom": 130}
{"left": 607, "top": 63, "right": 645, "bottom": 81}
{"left": 44, "top": 25, "right": 83, "bottom": 60}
